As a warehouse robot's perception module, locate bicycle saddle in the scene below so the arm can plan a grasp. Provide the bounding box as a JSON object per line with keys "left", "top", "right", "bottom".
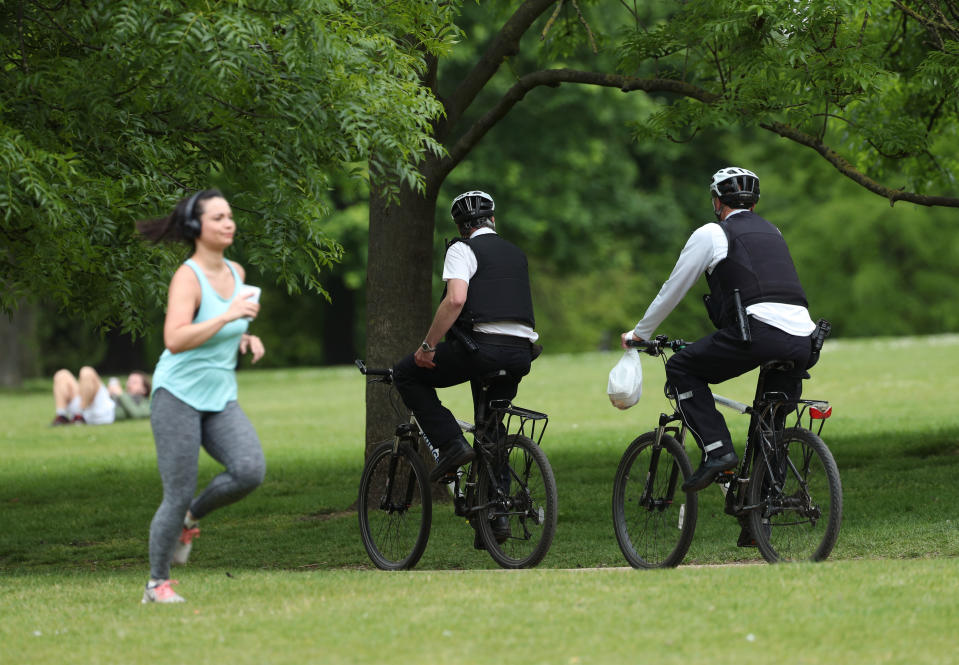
{"left": 761, "top": 359, "right": 812, "bottom": 380}
{"left": 479, "top": 369, "right": 514, "bottom": 386}
{"left": 761, "top": 360, "right": 795, "bottom": 372}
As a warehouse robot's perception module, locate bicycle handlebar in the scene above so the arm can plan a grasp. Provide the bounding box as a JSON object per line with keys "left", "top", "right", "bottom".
{"left": 625, "top": 334, "right": 688, "bottom": 356}
{"left": 355, "top": 359, "right": 393, "bottom": 378}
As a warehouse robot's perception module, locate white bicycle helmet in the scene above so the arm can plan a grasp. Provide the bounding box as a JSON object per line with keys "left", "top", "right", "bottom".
{"left": 450, "top": 190, "right": 495, "bottom": 228}
{"left": 709, "top": 167, "right": 760, "bottom": 208}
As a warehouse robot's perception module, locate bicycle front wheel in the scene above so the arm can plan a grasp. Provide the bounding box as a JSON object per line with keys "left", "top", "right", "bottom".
{"left": 476, "top": 435, "right": 558, "bottom": 569}
{"left": 612, "top": 432, "right": 698, "bottom": 568}
{"left": 747, "top": 427, "right": 842, "bottom": 563}
{"left": 357, "top": 440, "right": 432, "bottom": 570}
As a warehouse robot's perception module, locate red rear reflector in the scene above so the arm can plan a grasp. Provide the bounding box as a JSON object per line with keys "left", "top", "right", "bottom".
{"left": 810, "top": 404, "right": 832, "bottom": 419}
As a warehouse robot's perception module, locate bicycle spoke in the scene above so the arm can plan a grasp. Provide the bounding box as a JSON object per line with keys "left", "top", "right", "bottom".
{"left": 612, "top": 433, "right": 697, "bottom": 568}
{"left": 358, "top": 442, "right": 432, "bottom": 570}
{"left": 477, "top": 435, "right": 557, "bottom": 569}
{"left": 748, "top": 428, "right": 841, "bottom": 562}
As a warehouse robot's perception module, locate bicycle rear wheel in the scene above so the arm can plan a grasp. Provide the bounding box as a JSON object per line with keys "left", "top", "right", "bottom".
{"left": 476, "top": 435, "right": 558, "bottom": 569}
{"left": 612, "top": 432, "right": 698, "bottom": 568}
{"left": 357, "top": 440, "right": 432, "bottom": 570}
{"left": 747, "top": 427, "right": 842, "bottom": 563}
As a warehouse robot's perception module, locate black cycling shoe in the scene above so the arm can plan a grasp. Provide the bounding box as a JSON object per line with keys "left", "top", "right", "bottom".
{"left": 738, "top": 518, "right": 770, "bottom": 548}
{"left": 681, "top": 451, "right": 738, "bottom": 492}
{"left": 429, "top": 437, "right": 476, "bottom": 482}
{"left": 737, "top": 526, "right": 758, "bottom": 548}
{"left": 472, "top": 516, "right": 510, "bottom": 550}
{"left": 491, "top": 515, "right": 510, "bottom": 543}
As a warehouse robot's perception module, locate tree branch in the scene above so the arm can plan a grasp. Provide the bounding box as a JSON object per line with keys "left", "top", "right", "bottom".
{"left": 571, "top": 0, "right": 598, "bottom": 54}
{"left": 435, "top": 68, "right": 718, "bottom": 180}
{"left": 926, "top": 95, "right": 948, "bottom": 133}
{"left": 21, "top": 3, "right": 99, "bottom": 52}
{"left": 893, "top": 0, "right": 959, "bottom": 44}
{"left": 16, "top": 1, "right": 28, "bottom": 72}
{"left": 437, "top": 0, "right": 558, "bottom": 141}
{"left": 541, "top": 0, "right": 564, "bottom": 40}
{"left": 435, "top": 65, "right": 959, "bottom": 208}
{"left": 760, "top": 121, "right": 959, "bottom": 207}
{"left": 205, "top": 93, "right": 275, "bottom": 119}
{"left": 810, "top": 111, "right": 917, "bottom": 159}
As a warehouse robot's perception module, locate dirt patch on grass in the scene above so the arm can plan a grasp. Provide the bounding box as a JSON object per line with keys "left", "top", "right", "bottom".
{"left": 297, "top": 508, "right": 355, "bottom": 522}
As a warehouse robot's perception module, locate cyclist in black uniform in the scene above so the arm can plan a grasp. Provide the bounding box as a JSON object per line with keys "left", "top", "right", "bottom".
{"left": 621, "top": 167, "right": 816, "bottom": 493}
{"left": 393, "top": 191, "right": 540, "bottom": 486}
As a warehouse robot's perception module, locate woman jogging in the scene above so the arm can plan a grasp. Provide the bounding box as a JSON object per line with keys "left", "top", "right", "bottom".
{"left": 136, "top": 189, "right": 266, "bottom": 604}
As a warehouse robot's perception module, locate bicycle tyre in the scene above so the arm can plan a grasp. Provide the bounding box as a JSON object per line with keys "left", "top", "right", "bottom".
{"left": 476, "top": 434, "right": 558, "bottom": 569}
{"left": 357, "top": 440, "right": 432, "bottom": 570}
{"left": 747, "top": 427, "right": 842, "bottom": 563}
{"left": 612, "top": 432, "right": 698, "bottom": 569}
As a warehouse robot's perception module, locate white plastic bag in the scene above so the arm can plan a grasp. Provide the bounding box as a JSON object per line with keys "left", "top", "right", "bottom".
{"left": 607, "top": 348, "right": 643, "bottom": 410}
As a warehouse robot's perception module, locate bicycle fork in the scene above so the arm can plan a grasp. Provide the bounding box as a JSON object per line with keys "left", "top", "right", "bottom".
{"left": 641, "top": 413, "right": 685, "bottom": 516}
{"left": 382, "top": 420, "right": 423, "bottom": 514}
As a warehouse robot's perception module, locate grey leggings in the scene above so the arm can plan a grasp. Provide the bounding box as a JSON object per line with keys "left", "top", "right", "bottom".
{"left": 148, "top": 388, "right": 266, "bottom": 580}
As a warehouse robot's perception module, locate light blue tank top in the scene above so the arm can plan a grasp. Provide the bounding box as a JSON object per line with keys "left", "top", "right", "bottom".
{"left": 151, "top": 259, "right": 249, "bottom": 411}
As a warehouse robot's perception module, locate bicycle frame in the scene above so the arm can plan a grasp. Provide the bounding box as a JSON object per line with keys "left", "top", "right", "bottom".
{"left": 378, "top": 376, "right": 549, "bottom": 526}
{"left": 642, "top": 382, "right": 832, "bottom": 523}
{"left": 615, "top": 334, "right": 839, "bottom": 566}
{"left": 716, "top": 387, "right": 832, "bottom": 521}
{"left": 356, "top": 358, "right": 555, "bottom": 569}
{"left": 448, "top": 397, "right": 549, "bottom": 522}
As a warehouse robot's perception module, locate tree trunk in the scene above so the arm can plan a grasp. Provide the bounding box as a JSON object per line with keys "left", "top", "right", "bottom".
{"left": 99, "top": 328, "right": 148, "bottom": 375}
{"left": 0, "top": 302, "right": 38, "bottom": 387}
{"left": 363, "top": 179, "right": 438, "bottom": 456}
{"left": 322, "top": 272, "right": 358, "bottom": 366}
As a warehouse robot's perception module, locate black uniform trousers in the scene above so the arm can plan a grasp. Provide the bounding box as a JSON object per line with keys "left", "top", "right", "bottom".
{"left": 393, "top": 337, "right": 533, "bottom": 451}
{"left": 665, "top": 318, "right": 811, "bottom": 461}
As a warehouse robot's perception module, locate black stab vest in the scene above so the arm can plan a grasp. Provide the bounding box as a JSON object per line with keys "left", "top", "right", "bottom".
{"left": 704, "top": 212, "right": 808, "bottom": 329}
{"left": 447, "top": 234, "right": 535, "bottom": 329}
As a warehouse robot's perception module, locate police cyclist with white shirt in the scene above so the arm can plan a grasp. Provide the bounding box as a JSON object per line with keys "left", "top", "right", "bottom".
{"left": 621, "top": 167, "right": 818, "bottom": 497}
{"left": 393, "top": 191, "right": 540, "bottom": 495}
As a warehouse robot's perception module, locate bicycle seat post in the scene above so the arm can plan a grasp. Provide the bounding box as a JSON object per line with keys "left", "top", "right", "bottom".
{"left": 476, "top": 369, "right": 510, "bottom": 442}
{"left": 475, "top": 382, "right": 490, "bottom": 433}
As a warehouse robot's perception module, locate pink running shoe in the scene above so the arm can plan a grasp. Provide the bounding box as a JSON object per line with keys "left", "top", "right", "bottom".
{"left": 141, "top": 579, "right": 185, "bottom": 604}
{"left": 172, "top": 526, "right": 200, "bottom": 565}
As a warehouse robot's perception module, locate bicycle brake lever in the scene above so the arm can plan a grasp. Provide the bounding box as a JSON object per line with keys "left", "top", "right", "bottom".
{"left": 642, "top": 342, "right": 662, "bottom": 356}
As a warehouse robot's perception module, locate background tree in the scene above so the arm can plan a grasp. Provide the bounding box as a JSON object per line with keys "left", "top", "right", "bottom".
{"left": 3, "top": 1, "right": 957, "bottom": 403}
{"left": 0, "top": 0, "right": 454, "bottom": 385}
{"left": 363, "top": 0, "right": 959, "bottom": 448}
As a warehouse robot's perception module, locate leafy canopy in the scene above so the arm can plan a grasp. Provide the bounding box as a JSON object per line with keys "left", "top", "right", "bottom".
{"left": 618, "top": 0, "right": 959, "bottom": 199}
{"left": 0, "top": 0, "right": 456, "bottom": 333}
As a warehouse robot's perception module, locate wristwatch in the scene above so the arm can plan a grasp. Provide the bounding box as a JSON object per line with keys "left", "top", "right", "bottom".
{"left": 421, "top": 341, "right": 436, "bottom": 353}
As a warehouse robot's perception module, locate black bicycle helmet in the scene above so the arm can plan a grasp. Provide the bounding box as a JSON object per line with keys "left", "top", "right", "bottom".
{"left": 450, "top": 190, "right": 495, "bottom": 229}
{"left": 709, "top": 167, "right": 760, "bottom": 208}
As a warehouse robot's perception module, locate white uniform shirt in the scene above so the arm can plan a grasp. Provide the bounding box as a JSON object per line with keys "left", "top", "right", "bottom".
{"left": 632, "top": 210, "right": 816, "bottom": 341}
{"left": 443, "top": 227, "right": 539, "bottom": 342}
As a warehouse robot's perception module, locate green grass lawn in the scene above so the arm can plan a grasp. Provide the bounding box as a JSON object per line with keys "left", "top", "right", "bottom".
{"left": 2, "top": 335, "right": 958, "bottom": 664}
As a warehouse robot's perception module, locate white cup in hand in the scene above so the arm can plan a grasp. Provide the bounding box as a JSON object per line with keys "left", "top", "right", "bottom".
{"left": 240, "top": 286, "right": 261, "bottom": 321}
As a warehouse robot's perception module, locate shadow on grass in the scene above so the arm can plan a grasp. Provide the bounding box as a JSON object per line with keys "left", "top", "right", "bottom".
{"left": 4, "top": 426, "right": 959, "bottom": 573}
{"left": 827, "top": 426, "right": 959, "bottom": 468}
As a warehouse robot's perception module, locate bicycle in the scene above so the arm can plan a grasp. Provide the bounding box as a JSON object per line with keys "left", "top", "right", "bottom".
{"left": 355, "top": 360, "right": 558, "bottom": 570}
{"left": 611, "top": 334, "right": 842, "bottom": 567}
